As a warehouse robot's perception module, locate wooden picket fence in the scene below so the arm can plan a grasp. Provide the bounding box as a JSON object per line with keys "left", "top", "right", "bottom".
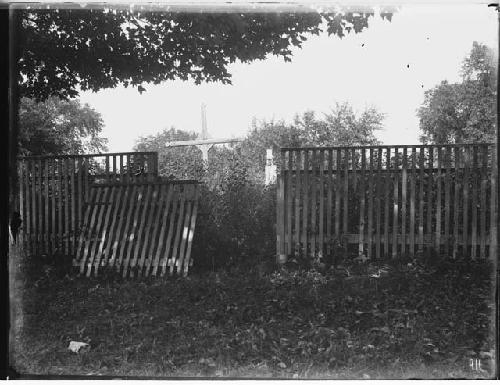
{"left": 17, "top": 152, "right": 159, "bottom": 257}
{"left": 276, "top": 143, "right": 498, "bottom": 262}
{"left": 75, "top": 180, "right": 200, "bottom": 278}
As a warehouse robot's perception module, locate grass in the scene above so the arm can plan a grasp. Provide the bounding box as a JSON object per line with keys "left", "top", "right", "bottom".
{"left": 9, "top": 250, "right": 496, "bottom": 379}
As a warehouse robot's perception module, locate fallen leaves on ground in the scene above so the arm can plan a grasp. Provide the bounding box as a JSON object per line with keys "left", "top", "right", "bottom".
{"left": 10, "top": 257, "right": 495, "bottom": 379}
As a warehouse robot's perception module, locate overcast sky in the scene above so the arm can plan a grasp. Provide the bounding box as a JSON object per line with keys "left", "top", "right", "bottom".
{"left": 79, "top": 4, "right": 497, "bottom": 153}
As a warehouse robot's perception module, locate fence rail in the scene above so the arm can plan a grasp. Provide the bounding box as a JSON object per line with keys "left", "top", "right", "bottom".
{"left": 18, "top": 152, "right": 159, "bottom": 257}
{"left": 276, "top": 143, "right": 498, "bottom": 262}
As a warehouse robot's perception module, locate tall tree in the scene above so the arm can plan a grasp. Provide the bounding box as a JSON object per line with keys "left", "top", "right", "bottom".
{"left": 17, "top": 7, "right": 394, "bottom": 101}
{"left": 418, "top": 42, "right": 497, "bottom": 144}
{"left": 18, "top": 96, "right": 108, "bottom": 155}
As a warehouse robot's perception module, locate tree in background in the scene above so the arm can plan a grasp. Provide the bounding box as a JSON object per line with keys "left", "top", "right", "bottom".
{"left": 18, "top": 96, "right": 108, "bottom": 156}
{"left": 418, "top": 42, "right": 497, "bottom": 144}
{"left": 241, "top": 103, "right": 384, "bottom": 179}
{"left": 134, "top": 127, "right": 203, "bottom": 179}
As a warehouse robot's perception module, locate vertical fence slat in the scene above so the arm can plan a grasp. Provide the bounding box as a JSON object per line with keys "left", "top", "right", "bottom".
{"left": 303, "top": 150, "right": 310, "bottom": 257}
{"left": 30, "top": 160, "right": 36, "bottom": 255}
{"left": 409, "top": 147, "right": 416, "bottom": 257}
{"left": 335, "top": 149, "right": 341, "bottom": 240}
{"left": 19, "top": 161, "right": 25, "bottom": 247}
{"left": 375, "top": 148, "right": 382, "bottom": 259}
{"left": 418, "top": 147, "right": 425, "bottom": 253}
{"left": 471, "top": 145, "right": 479, "bottom": 259}
{"left": 489, "top": 145, "right": 497, "bottom": 261}
{"left": 367, "top": 148, "right": 374, "bottom": 259}
{"left": 277, "top": 152, "right": 286, "bottom": 261}
{"left": 358, "top": 149, "right": 366, "bottom": 256}
{"left": 343, "top": 149, "right": 349, "bottom": 237}
{"left": 44, "top": 159, "right": 50, "bottom": 255}
{"left": 64, "top": 159, "right": 71, "bottom": 255}
{"left": 384, "top": 148, "right": 391, "bottom": 257}
{"left": 286, "top": 150, "right": 293, "bottom": 257}
{"left": 392, "top": 147, "right": 399, "bottom": 258}
{"left": 295, "top": 151, "right": 302, "bottom": 256}
{"left": 310, "top": 150, "right": 317, "bottom": 258}
{"left": 426, "top": 147, "right": 434, "bottom": 256}
{"left": 444, "top": 147, "right": 451, "bottom": 255}
{"left": 58, "top": 160, "right": 64, "bottom": 255}
{"left": 480, "top": 145, "right": 487, "bottom": 259}
{"left": 401, "top": 148, "right": 407, "bottom": 256}
{"left": 453, "top": 147, "right": 460, "bottom": 258}
{"left": 435, "top": 147, "right": 442, "bottom": 253}
{"left": 326, "top": 150, "right": 333, "bottom": 257}
{"left": 318, "top": 150, "right": 325, "bottom": 258}
{"left": 36, "top": 159, "right": 43, "bottom": 254}
{"left": 70, "top": 158, "right": 76, "bottom": 256}
{"left": 463, "top": 147, "right": 470, "bottom": 257}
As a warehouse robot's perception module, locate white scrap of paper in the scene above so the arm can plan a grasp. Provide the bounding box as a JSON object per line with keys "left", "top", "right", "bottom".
{"left": 68, "top": 341, "right": 89, "bottom": 353}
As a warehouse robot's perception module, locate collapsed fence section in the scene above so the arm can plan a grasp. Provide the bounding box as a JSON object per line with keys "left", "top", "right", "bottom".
{"left": 17, "top": 152, "right": 158, "bottom": 257}
{"left": 276, "top": 144, "right": 498, "bottom": 262}
{"left": 75, "top": 180, "right": 199, "bottom": 278}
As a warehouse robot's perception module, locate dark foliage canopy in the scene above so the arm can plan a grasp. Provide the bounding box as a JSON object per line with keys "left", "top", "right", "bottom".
{"left": 17, "top": 7, "right": 393, "bottom": 100}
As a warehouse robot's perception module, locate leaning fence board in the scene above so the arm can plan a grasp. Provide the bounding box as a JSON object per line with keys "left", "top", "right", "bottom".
{"left": 138, "top": 185, "right": 162, "bottom": 276}
{"left": 169, "top": 185, "right": 187, "bottom": 276}
{"left": 161, "top": 185, "right": 180, "bottom": 276}
{"left": 149, "top": 184, "right": 171, "bottom": 276}
{"left": 277, "top": 143, "right": 497, "bottom": 262}
{"left": 75, "top": 180, "right": 199, "bottom": 277}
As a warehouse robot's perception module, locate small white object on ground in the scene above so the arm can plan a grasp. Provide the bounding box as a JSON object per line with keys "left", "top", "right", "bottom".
{"left": 68, "top": 341, "right": 89, "bottom": 353}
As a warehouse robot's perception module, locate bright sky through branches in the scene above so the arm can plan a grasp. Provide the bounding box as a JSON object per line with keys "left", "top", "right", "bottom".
{"left": 79, "top": 4, "right": 497, "bottom": 152}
